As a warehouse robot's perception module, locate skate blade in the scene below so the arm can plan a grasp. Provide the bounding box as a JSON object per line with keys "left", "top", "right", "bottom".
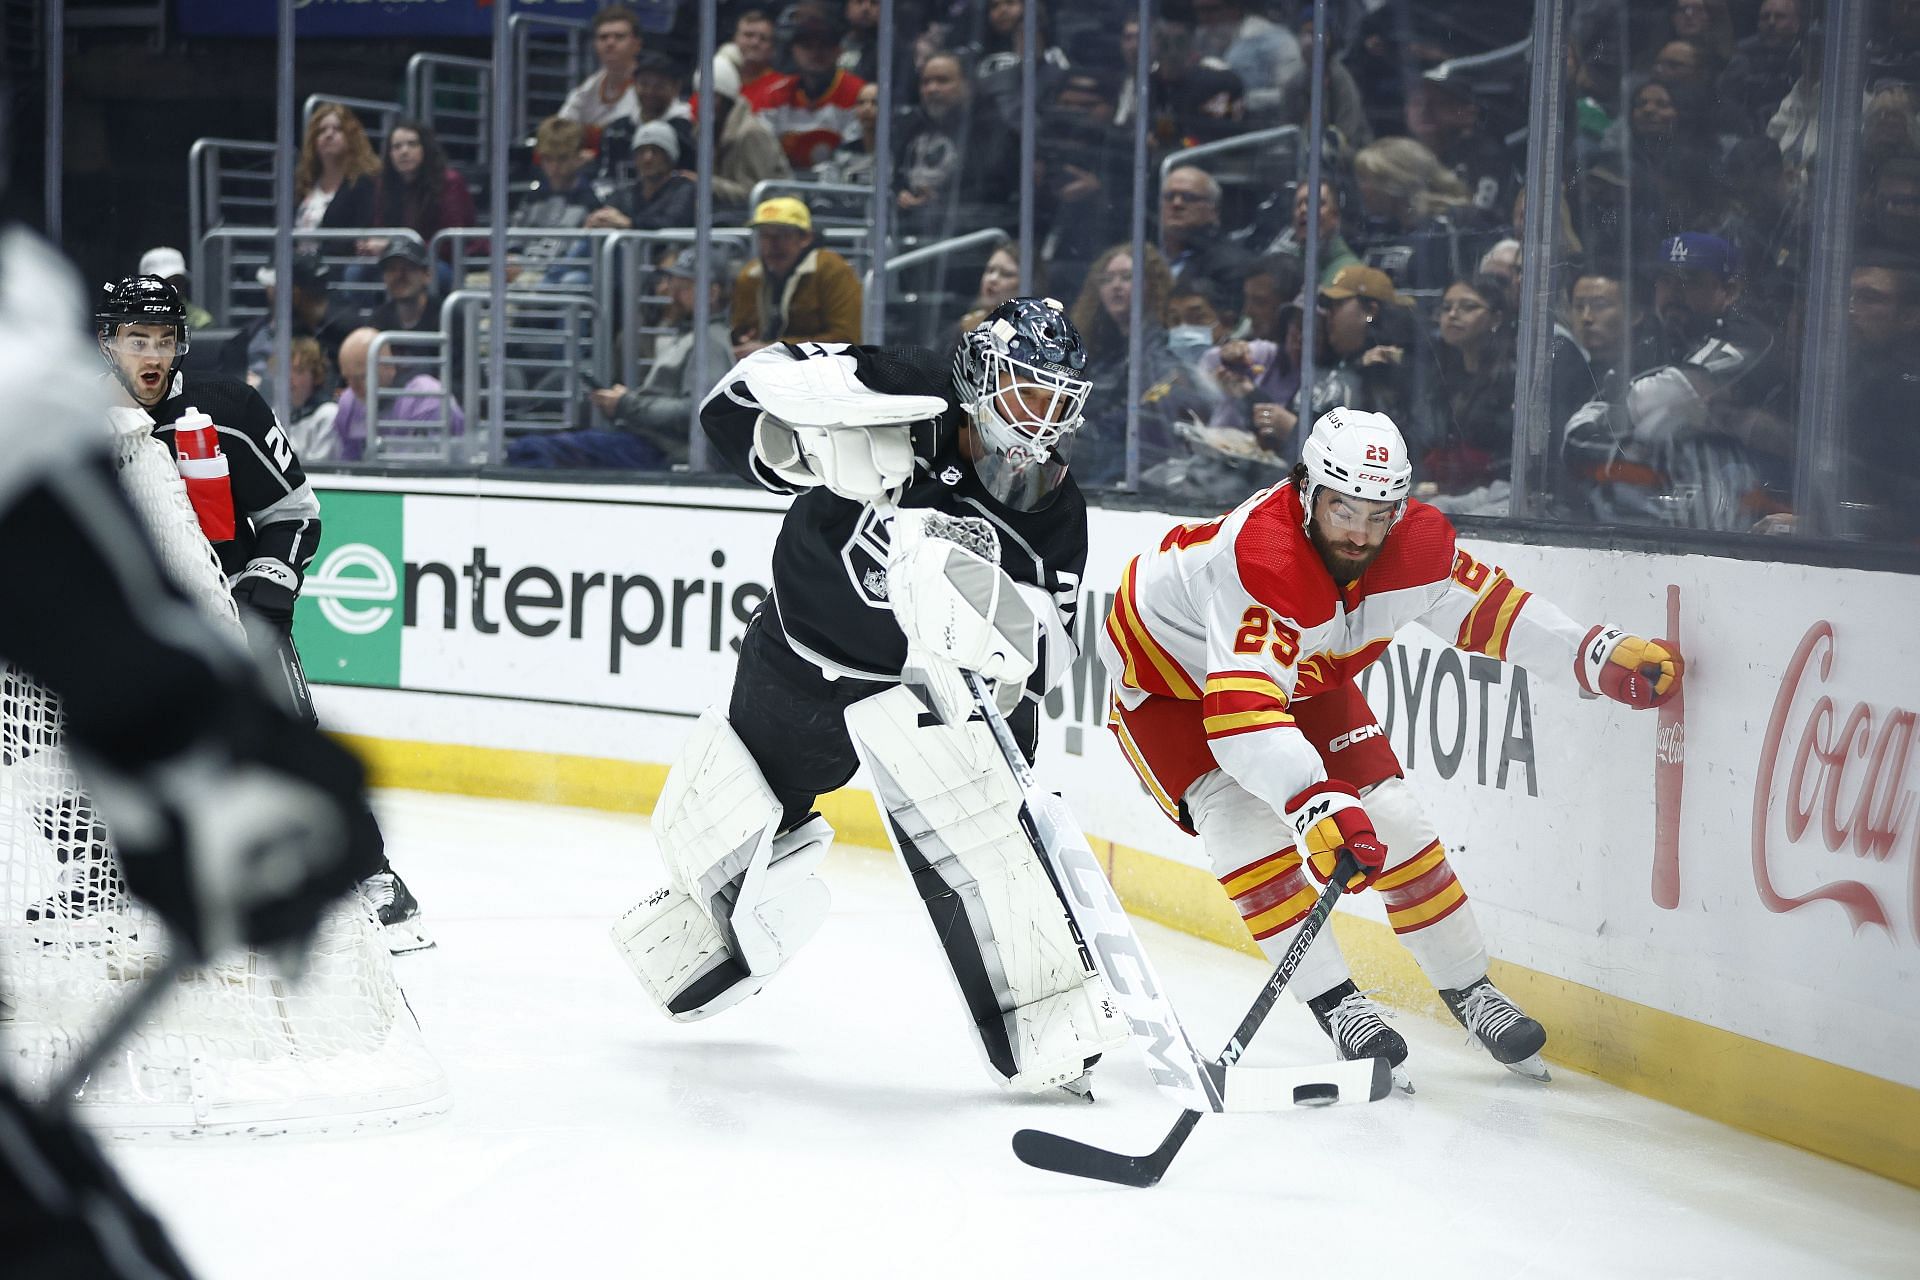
{"left": 383, "top": 918, "right": 437, "bottom": 955}
{"left": 1390, "top": 1067, "right": 1415, "bottom": 1095}
{"left": 1501, "top": 1053, "right": 1551, "bottom": 1082}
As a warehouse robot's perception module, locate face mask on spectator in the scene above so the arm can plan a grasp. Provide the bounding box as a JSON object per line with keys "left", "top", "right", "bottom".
{"left": 1167, "top": 323, "right": 1214, "bottom": 365}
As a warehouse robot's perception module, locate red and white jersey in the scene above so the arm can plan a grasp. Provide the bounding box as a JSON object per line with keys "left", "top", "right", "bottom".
{"left": 743, "top": 69, "right": 867, "bottom": 171}
{"left": 1099, "top": 481, "right": 1589, "bottom": 817}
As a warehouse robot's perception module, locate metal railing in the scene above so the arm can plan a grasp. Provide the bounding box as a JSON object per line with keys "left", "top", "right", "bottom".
{"left": 865, "top": 227, "right": 1010, "bottom": 347}
{"left": 406, "top": 53, "right": 493, "bottom": 199}
{"left": 1159, "top": 124, "right": 1304, "bottom": 188}
{"left": 302, "top": 94, "right": 402, "bottom": 155}
{"left": 443, "top": 289, "right": 602, "bottom": 457}
{"left": 365, "top": 329, "right": 466, "bottom": 464}
{"left": 187, "top": 138, "right": 278, "bottom": 289}
{"left": 509, "top": 12, "right": 589, "bottom": 138}
{"left": 432, "top": 225, "right": 616, "bottom": 377}
{"left": 199, "top": 226, "right": 428, "bottom": 327}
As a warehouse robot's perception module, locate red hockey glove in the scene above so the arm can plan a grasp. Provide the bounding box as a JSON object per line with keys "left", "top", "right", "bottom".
{"left": 1284, "top": 780, "right": 1388, "bottom": 891}
{"left": 1578, "top": 626, "right": 1684, "bottom": 709}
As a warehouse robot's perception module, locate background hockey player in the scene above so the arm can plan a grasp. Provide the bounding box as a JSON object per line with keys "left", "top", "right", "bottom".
{"left": 0, "top": 226, "right": 378, "bottom": 1280}
{"left": 1100, "top": 408, "right": 1683, "bottom": 1081}
{"left": 95, "top": 275, "right": 428, "bottom": 951}
{"left": 612, "top": 299, "right": 1129, "bottom": 1096}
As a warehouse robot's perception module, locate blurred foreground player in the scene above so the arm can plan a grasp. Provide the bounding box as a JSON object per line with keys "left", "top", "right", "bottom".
{"left": 0, "top": 231, "right": 377, "bottom": 1278}
{"left": 1101, "top": 408, "right": 1683, "bottom": 1082}
{"left": 95, "top": 275, "right": 429, "bottom": 951}
{"left": 613, "top": 300, "right": 1130, "bottom": 1095}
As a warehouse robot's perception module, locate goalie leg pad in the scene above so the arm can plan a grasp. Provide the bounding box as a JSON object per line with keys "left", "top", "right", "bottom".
{"left": 1188, "top": 768, "right": 1355, "bottom": 1004}
{"left": 1362, "top": 777, "right": 1486, "bottom": 992}
{"left": 617, "top": 709, "right": 834, "bottom": 1016}
{"left": 845, "top": 687, "right": 1126, "bottom": 1092}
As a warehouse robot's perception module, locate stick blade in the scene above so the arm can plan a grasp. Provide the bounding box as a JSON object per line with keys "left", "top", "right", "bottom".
{"left": 1011, "top": 1110, "right": 1201, "bottom": 1189}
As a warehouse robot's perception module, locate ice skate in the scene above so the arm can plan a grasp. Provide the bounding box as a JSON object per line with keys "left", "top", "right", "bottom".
{"left": 1441, "top": 976, "right": 1550, "bottom": 1081}
{"left": 361, "top": 870, "right": 435, "bottom": 954}
{"left": 1308, "top": 980, "right": 1413, "bottom": 1092}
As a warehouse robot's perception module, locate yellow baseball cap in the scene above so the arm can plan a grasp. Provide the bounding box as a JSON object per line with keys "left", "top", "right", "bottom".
{"left": 751, "top": 197, "right": 813, "bottom": 232}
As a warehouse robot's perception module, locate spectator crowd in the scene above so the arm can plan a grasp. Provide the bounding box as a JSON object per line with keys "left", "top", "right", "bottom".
{"left": 161, "top": 0, "right": 1917, "bottom": 545}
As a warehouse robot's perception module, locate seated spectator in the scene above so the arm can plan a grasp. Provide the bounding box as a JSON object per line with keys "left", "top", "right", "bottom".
{"left": 510, "top": 246, "right": 740, "bottom": 471}
{"left": 138, "top": 247, "right": 212, "bottom": 331}
{"left": 1403, "top": 73, "right": 1516, "bottom": 223}
{"left": 226, "top": 252, "right": 358, "bottom": 384}
{"left": 369, "top": 241, "right": 440, "bottom": 335}
{"left": 1066, "top": 242, "right": 1205, "bottom": 488}
{"left": 1417, "top": 274, "right": 1517, "bottom": 499}
{"left": 509, "top": 116, "right": 602, "bottom": 288}
{"left": 586, "top": 121, "right": 695, "bottom": 232}
{"left": 1158, "top": 163, "right": 1253, "bottom": 293}
{"left": 813, "top": 81, "right": 879, "bottom": 187}
{"left": 950, "top": 243, "right": 1027, "bottom": 343}
{"left": 894, "top": 52, "right": 1017, "bottom": 238}
{"left": 1842, "top": 256, "right": 1920, "bottom": 541}
{"left": 700, "top": 60, "right": 793, "bottom": 212}
{"left": 368, "top": 120, "right": 476, "bottom": 286}
{"left": 1648, "top": 37, "right": 1720, "bottom": 93}
{"left": 1567, "top": 263, "right": 1661, "bottom": 397}
{"left": 1766, "top": 29, "right": 1826, "bottom": 182}
{"left": 1188, "top": 0, "right": 1302, "bottom": 121}
{"left": 1035, "top": 65, "right": 1132, "bottom": 303}
{"left": 1710, "top": 137, "right": 1801, "bottom": 324}
{"left": 1250, "top": 178, "right": 1361, "bottom": 286}
{"left": 1663, "top": 0, "right": 1733, "bottom": 61}
{"left": 1165, "top": 276, "right": 1235, "bottom": 386}
{"left": 297, "top": 102, "right": 381, "bottom": 232}
{"left": 715, "top": 7, "right": 777, "bottom": 99}
{"left": 630, "top": 49, "right": 696, "bottom": 162}
{"left": 273, "top": 337, "right": 340, "bottom": 463}
{"left": 1476, "top": 238, "right": 1522, "bottom": 311}
{"left": 1167, "top": 64, "right": 1249, "bottom": 148}
{"left": 1352, "top": 137, "right": 1498, "bottom": 294}
{"left": 1232, "top": 252, "right": 1304, "bottom": 343}
{"left": 743, "top": 3, "right": 867, "bottom": 173}
{"left": 960, "top": 0, "right": 1071, "bottom": 131}
{"left": 331, "top": 326, "right": 466, "bottom": 462}
{"left": 1299, "top": 264, "right": 1416, "bottom": 425}
{"left": 729, "top": 197, "right": 863, "bottom": 359}
{"left": 1716, "top": 0, "right": 1802, "bottom": 136}
{"left": 560, "top": 4, "right": 645, "bottom": 131}
{"left": 1203, "top": 302, "right": 1304, "bottom": 449}
{"left": 1863, "top": 83, "right": 1920, "bottom": 178}
{"left": 838, "top": 0, "right": 880, "bottom": 82}
{"left": 1857, "top": 155, "right": 1920, "bottom": 262}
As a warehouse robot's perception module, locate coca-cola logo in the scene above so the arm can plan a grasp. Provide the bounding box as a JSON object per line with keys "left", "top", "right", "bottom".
{"left": 1656, "top": 721, "right": 1684, "bottom": 766}
{"left": 1752, "top": 621, "right": 1911, "bottom": 938}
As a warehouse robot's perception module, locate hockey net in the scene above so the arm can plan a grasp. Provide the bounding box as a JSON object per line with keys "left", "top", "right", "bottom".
{"left": 0, "top": 414, "right": 449, "bottom": 1137}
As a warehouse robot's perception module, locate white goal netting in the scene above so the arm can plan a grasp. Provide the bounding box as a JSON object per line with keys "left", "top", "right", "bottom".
{"left": 0, "top": 413, "right": 449, "bottom": 1137}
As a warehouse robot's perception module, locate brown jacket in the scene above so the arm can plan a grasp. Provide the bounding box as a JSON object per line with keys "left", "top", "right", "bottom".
{"left": 730, "top": 244, "right": 863, "bottom": 347}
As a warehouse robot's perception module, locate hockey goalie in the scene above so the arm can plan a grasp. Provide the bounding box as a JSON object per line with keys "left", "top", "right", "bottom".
{"left": 612, "top": 299, "right": 1129, "bottom": 1096}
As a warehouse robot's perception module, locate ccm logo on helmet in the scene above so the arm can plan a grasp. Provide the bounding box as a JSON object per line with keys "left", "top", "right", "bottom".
{"left": 1328, "top": 724, "right": 1385, "bottom": 753}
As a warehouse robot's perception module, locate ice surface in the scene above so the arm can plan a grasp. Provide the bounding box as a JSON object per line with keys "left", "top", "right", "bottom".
{"left": 110, "top": 791, "right": 1920, "bottom": 1279}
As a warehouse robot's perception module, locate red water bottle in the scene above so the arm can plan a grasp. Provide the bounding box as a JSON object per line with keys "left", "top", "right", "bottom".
{"left": 173, "top": 407, "right": 236, "bottom": 542}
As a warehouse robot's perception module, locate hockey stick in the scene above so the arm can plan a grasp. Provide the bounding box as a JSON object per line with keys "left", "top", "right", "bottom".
{"left": 1012, "top": 857, "right": 1378, "bottom": 1188}
{"left": 43, "top": 949, "right": 190, "bottom": 1112}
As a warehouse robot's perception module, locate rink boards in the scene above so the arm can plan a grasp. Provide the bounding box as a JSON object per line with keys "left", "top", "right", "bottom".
{"left": 295, "top": 474, "right": 1920, "bottom": 1188}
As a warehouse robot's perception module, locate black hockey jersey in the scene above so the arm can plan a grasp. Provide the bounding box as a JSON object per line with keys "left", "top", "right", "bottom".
{"left": 701, "top": 343, "right": 1087, "bottom": 698}
{"left": 142, "top": 371, "right": 323, "bottom": 584}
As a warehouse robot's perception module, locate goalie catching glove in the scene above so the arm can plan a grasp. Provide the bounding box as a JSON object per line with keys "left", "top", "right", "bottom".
{"left": 1284, "top": 780, "right": 1388, "bottom": 891}
{"left": 1577, "top": 627, "right": 1683, "bottom": 709}
{"left": 740, "top": 344, "right": 948, "bottom": 504}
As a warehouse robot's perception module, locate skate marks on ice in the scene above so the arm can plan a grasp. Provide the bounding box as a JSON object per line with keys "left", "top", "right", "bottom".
{"left": 107, "top": 791, "right": 1920, "bottom": 1280}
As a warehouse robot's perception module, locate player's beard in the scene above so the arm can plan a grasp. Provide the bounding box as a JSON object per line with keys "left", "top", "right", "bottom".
{"left": 1309, "top": 523, "right": 1385, "bottom": 584}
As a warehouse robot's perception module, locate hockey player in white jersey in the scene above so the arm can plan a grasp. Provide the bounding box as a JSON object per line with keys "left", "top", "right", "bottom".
{"left": 613, "top": 299, "right": 1129, "bottom": 1096}
{"left": 1101, "top": 408, "right": 1684, "bottom": 1081}
{"left": 0, "top": 231, "right": 379, "bottom": 1278}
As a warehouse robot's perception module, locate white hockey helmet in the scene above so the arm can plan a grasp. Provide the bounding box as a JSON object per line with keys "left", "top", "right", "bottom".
{"left": 1298, "top": 408, "right": 1413, "bottom": 528}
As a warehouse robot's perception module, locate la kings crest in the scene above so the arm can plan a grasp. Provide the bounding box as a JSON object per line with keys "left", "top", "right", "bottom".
{"left": 841, "top": 505, "right": 896, "bottom": 609}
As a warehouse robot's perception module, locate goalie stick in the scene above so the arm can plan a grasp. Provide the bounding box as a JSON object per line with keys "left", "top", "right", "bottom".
{"left": 1012, "top": 860, "right": 1387, "bottom": 1188}
{"left": 875, "top": 502, "right": 1383, "bottom": 1118}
